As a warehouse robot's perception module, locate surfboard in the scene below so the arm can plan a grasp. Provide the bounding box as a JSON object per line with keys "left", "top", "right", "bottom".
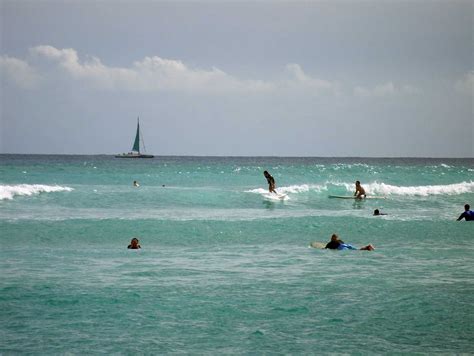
{"left": 310, "top": 242, "right": 326, "bottom": 249}
{"left": 328, "top": 195, "right": 386, "bottom": 199}
{"left": 264, "top": 193, "right": 288, "bottom": 201}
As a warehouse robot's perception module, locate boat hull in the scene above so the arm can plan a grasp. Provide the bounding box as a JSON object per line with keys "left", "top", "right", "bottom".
{"left": 115, "top": 154, "right": 154, "bottom": 158}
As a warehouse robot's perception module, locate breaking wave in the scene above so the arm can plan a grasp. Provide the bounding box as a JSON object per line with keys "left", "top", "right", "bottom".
{"left": 246, "top": 184, "right": 327, "bottom": 195}
{"left": 338, "top": 181, "right": 474, "bottom": 196}
{"left": 247, "top": 181, "right": 474, "bottom": 197}
{"left": 0, "top": 184, "right": 73, "bottom": 200}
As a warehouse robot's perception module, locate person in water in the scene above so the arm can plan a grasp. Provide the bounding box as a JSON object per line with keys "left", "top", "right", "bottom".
{"left": 263, "top": 170, "right": 277, "bottom": 194}
{"left": 457, "top": 204, "right": 474, "bottom": 221}
{"left": 128, "top": 237, "right": 141, "bottom": 249}
{"left": 354, "top": 181, "right": 366, "bottom": 198}
{"left": 133, "top": 180, "right": 140, "bottom": 187}
{"left": 373, "top": 209, "right": 387, "bottom": 216}
{"left": 325, "top": 234, "right": 374, "bottom": 251}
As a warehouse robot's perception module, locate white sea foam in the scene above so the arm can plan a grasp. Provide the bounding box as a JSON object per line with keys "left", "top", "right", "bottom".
{"left": 0, "top": 184, "right": 73, "bottom": 200}
{"left": 246, "top": 184, "right": 327, "bottom": 195}
{"left": 338, "top": 181, "right": 474, "bottom": 196}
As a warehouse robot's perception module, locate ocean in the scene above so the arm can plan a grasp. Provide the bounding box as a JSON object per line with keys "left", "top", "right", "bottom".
{"left": 1, "top": 155, "right": 473, "bottom": 354}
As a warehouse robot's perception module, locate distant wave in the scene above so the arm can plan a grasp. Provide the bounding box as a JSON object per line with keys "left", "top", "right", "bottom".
{"left": 338, "top": 181, "right": 474, "bottom": 196}
{"left": 247, "top": 181, "right": 474, "bottom": 197}
{"left": 0, "top": 184, "right": 73, "bottom": 200}
{"left": 246, "top": 184, "right": 327, "bottom": 195}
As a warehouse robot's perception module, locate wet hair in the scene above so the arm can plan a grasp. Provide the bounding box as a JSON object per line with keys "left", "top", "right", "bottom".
{"left": 356, "top": 181, "right": 360, "bottom": 185}
{"left": 331, "top": 234, "right": 339, "bottom": 241}
{"left": 374, "top": 209, "right": 380, "bottom": 215}
{"left": 466, "top": 204, "right": 470, "bottom": 210}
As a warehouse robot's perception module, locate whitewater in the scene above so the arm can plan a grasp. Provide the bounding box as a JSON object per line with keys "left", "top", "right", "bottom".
{"left": 1, "top": 155, "right": 473, "bottom": 354}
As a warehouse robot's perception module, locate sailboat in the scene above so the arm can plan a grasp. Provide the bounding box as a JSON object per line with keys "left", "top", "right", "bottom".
{"left": 115, "top": 117, "right": 154, "bottom": 158}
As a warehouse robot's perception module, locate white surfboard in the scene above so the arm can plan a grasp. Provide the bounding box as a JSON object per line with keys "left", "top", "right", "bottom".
{"left": 264, "top": 192, "right": 289, "bottom": 201}
{"left": 310, "top": 241, "right": 326, "bottom": 249}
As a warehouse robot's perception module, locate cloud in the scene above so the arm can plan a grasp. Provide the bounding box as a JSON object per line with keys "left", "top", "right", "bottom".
{"left": 354, "top": 81, "right": 421, "bottom": 98}
{"left": 27, "top": 45, "right": 274, "bottom": 94}
{"left": 0, "top": 55, "right": 39, "bottom": 89}
{"left": 455, "top": 70, "right": 474, "bottom": 96}
{"left": 284, "top": 64, "right": 340, "bottom": 95}
{"left": 3, "top": 45, "right": 422, "bottom": 100}
{"left": 3, "top": 45, "right": 344, "bottom": 96}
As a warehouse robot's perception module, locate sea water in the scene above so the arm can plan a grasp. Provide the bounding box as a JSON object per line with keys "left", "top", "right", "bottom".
{"left": 1, "top": 155, "right": 473, "bottom": 354}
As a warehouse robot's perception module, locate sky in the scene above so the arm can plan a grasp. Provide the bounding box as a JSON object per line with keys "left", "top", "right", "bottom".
{"left": 0, "top": 0, "right": 473, "bottom": 157}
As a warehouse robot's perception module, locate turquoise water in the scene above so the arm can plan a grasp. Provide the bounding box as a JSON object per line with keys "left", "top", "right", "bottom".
{"left": 1, "top": 155, "right": 473, "bottom": 354}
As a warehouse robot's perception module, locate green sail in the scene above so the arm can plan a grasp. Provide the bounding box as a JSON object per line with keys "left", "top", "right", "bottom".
{"left": 132, "top": 119, "right": 140, "bottom": 152}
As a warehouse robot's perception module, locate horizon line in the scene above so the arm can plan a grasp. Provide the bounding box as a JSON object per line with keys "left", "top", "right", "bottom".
{"left": 0, "top": 153, "right": 473, "bottom": 159}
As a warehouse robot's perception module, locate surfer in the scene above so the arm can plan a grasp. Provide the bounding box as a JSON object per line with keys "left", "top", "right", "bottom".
{"left": 325, "top": 234, "right": 374, "bottom": 251}
{"left": 373, "top": 209, "right": 387, "bottom": 216}
{"left": 128, "top": 237, "right": 141, "bottom": 249}
{"left": 457, "top": 204, "right": 474, "bottom": 221}
{"left": 133, "top": 180, "right": 139, "bottom": 187}
{"left": 354, "top": 181, "right": 366, "bottom": 199}
{"left": 264, "top": 170, "right": 277, "bottom": 194}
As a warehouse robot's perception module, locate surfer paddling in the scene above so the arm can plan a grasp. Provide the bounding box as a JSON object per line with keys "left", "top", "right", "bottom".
{"left": 325, "top": 234, "right": 374, "bottom": 251}
{"left": 354, "top": 181, "right": 366, "bottom": 199}
{"left": 264, "top": 171, "right": 277, "bottom": 194}
{"left": 457, "top": 204, "right": 474, "bottom": 221}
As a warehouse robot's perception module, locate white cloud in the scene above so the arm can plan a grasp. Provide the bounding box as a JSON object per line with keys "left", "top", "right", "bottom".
{"left": 27, "top": 45, "right": 274, "bottom": 94}
{"left": 3, "top": 45, "right": 422, "bottom": 100}
{"left": 0, "top": 55, "right": 39, "bottom": 89}
{"left": 354, "top": 81, "right": 421, "bottom": 97}
{"left": 284, "top": 64, "right": 340, "bottom": 95}
{"left": 455, "top": 70, "right": 474, "bottom": 96}
{"left": 3, "top": 45, "right": 344, "bottom": 96}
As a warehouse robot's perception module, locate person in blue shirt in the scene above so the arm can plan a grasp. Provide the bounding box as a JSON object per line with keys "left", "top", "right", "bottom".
{"left": 457, "top": 204, "right": 474, "bottom": 221}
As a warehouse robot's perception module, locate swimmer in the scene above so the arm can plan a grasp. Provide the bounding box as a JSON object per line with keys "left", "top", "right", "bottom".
{"left": 373, "top": 209, "right": 387, "bottom": 216}
{"left": 263, "top": 170, "right": 277, "bottom": 194}
{"left": 128, "top": 237, "right": 141, "bottom": 249}
{"left": 325, "top": 234, "right": 374, "bottom": 251}
{"left": 457, "top": 204, "right": 474, "bottom": 221}
{"left": 354, "top": 181, "right": 366, "bottom": 199}
{"left": 133, "top": 180, "right": 140, "bottom": 187}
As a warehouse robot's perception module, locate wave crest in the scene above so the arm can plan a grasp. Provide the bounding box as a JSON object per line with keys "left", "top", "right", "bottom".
{"left": 0, "top": 184, "right": 73, "bottom": 200}
{"left": 246, "top": 184, "right": 327, "bottom": 195}
{"left": 340, "top": 181, "right": 474, "bottom": 196}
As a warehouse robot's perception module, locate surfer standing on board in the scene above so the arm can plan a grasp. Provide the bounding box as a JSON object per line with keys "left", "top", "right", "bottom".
{"left": 264, "top": 171, "right": 277, "bottom": 194}
{"left": 354, "top": 181, "right": 366, "bottom": 199}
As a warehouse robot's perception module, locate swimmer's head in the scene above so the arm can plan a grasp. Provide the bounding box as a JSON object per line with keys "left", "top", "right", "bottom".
{"left": 331, "top": 234, "right": 339, "bottom": 242}
{"left": 374, "top": 209, "right": 380, "bottom": 215}
{"left": 465, "top": 204, "right": 470, "bottom": 211}
{"left": 355, "top": 181, "right": 361, "bottom": 186}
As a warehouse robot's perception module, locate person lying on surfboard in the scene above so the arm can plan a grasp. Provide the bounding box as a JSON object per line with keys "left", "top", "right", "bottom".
{"left": 263, "top": 170, "right": 277, "bottom": 194}
{"left": 354, "top": 181, "right": 366, "bottom": 199}
{"left": 325, "top": 234, "right": 374, "bottom": 251}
